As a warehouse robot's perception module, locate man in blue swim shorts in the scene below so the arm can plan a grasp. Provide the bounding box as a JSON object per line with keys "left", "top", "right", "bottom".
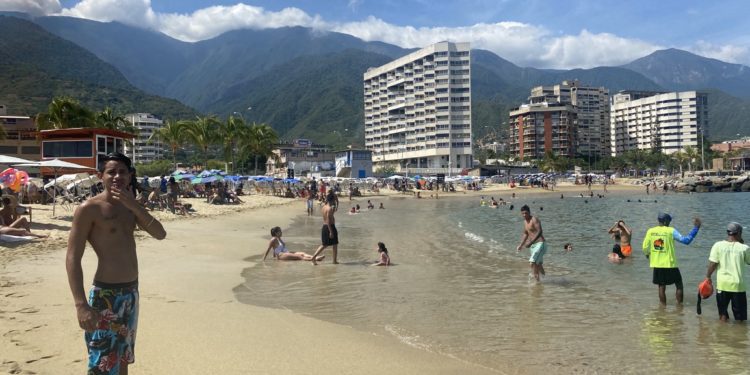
{"left": 67, "top": 153, "right": 167, "bottom": 374}
{"left": 517, "top": 205, "right": 547, "bottom": 281}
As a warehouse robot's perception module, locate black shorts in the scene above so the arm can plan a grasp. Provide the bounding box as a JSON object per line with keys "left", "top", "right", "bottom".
{"left": 612, "top": 244, "right": 624, "bottom": 259}
{"left": 652, "top": 268, "right": 683, "bottom": 288}
{"left": 321, "top": 224, "right": 338, "bottom": 246}
{"left": 716, "top": 291, "right": 747, "bottom": 321}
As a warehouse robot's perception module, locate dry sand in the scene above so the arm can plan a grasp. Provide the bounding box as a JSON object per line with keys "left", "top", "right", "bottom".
{"left": 1, "top": 194, "right": 501, "bottom": 374}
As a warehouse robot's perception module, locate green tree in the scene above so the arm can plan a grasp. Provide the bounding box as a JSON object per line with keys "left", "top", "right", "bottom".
{"left": 35, "top": 97, "right": 95, "bottom": 130}
{"left": 148, "top": 119, "right": 185, "bottom": 171}
{"left": 239, "top": 122, "right": 279, "bottom": 175}
{"left": 671, "top": 151, "right": 688, "bottom": 176}
{"left": 181, "top": 115, "right": 220, "bottom": 170}
{"left": 95, "top": 107, "right": 134, "bottom": 133}
{"left": 683, "top": 145, "right": 699, "bottom": 172}
{"left": 218, "top": 115, "right": 248, "bottom": 174}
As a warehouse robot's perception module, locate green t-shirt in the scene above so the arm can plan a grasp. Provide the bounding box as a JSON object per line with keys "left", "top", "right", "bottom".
{"left": 708, "top": 240, "right": 750, "bottom": 292}
{"left": 642, "top": 226, "right": 677, "bottom": 268}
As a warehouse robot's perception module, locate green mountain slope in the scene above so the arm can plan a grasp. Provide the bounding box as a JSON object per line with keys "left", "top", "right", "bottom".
{"left": 0, "top": 16, "right": 196, "bottom": 119}
{"left": 705, "top": 90, "right": 750, "bottom": 140}
{"left": 622, "top": 48, "right": 750, "bottom": 99}
{"left": 34, "top": 16, "right": 193, "bottom": 95}
{"left": 209, "top": 49, "right": 393, "bottom": 145}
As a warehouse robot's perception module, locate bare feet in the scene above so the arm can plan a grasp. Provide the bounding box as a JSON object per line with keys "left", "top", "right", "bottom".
{"left": 315, "top": 256, "right": 325, "bottom": 261}
{"left": 332, "top": 261, "right": 339, "bottom": 264}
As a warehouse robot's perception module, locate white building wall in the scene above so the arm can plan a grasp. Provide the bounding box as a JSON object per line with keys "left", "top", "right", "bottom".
{"left": 363, "top": 41, "right": 471, "bottom": 174}
{"left": 123, "top": 113, "right": 165, "bottom": 164}
{"left": 610, "top": 91, "right": 708, "bottom": 156}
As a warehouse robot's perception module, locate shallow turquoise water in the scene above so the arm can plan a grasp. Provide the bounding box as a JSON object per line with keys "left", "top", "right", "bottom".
{"left": 235, "top": 191, "right": 750, "bottom": 373}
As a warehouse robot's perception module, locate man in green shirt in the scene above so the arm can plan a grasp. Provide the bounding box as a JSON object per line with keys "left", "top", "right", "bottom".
{"left": 705, "top": 222, "right": 750, "bottom": 321}
{"left": 642, "top": 213, "right": 701, "bottom": 305}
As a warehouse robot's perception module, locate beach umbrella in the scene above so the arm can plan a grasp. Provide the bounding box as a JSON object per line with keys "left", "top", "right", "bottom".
{"left": 283, "top": 178, "right": 301, "bottom": 183}
{"left": 173, "top": 173, "right": 194, "bottom": 181}
{"left": 0, "top": 155, "right": 35, "bottom": 165}
{"left": 14, "top": 159, "right": 95, "bottom": 216}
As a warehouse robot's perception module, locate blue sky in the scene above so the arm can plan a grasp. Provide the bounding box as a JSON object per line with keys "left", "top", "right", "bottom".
{"left": 10, "top": 0, "right": 750, "bottom": 68}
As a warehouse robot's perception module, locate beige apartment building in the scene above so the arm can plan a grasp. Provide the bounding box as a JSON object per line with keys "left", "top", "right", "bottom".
{"left": 123, "top": 113, "right": 164, "bottom": 164}
{"left": 363, "top": 41, "right": 472, "bottom": 175}
{"left": 610, "top": 91, "right": 708, "bottom": 156}
{"left": 529, "top": 80, "right": 609, "bottom": 158}
{"left": 0, "top": 104, "right": 39, "bottom": 161}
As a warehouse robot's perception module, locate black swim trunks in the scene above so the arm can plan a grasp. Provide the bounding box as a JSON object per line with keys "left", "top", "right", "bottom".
{"left": 716, "top": 291, "right": 747, "bottom": 321}
{"left": 652, "top": 267, "right": 683, "bottom": 287}
{"left": 612, "top": 244, "right": 625, "bottom": 259}
{"left": 321, "top": 224, "right": 338, "bottom": 246}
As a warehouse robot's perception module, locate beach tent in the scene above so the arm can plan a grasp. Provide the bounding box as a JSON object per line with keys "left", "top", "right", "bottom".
{"left": 14, "top": 159, "right": 94, "bottom": 216}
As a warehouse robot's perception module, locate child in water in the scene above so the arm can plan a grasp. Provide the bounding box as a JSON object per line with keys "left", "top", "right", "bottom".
{"left": 373, "top": 242, "right": 391, "bottom": 266}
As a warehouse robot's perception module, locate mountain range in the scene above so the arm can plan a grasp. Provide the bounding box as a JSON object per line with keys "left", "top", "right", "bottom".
{"left": 2, "top": 12, "right": 749, "bottom": 145}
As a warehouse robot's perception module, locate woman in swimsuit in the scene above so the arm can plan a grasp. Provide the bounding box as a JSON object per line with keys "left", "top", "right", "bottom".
{"left": 373, "top": 242, "right": 391, "bottom": 266}
{"left": 263, "top": 227, "right": 323, "bottom": 261}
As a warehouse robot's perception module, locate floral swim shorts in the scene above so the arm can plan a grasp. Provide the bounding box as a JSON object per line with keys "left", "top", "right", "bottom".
{"left": 85, "top": 280, "right": 139, "bottom": 375}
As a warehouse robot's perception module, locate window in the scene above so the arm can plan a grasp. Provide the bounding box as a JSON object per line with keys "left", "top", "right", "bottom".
{"left": 21, "top": 146, "right": 40, "bottom": 155}
{"left": 43, "top": 141, "right": 93, "bottom": 158}
{"left": 0, "top": 145, "right": 17, "bottom": 154}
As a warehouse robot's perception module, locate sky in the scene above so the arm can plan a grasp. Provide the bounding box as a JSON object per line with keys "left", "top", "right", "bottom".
{"left": 3, "top": 0, "right": 749, "bottom": 69}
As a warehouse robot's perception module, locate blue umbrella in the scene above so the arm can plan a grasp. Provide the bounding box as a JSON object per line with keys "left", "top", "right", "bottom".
{"left": 173, "top": 173, "right": 194, "bottom": 181}
{"left": 283, "top": 178, "right": 301, "bottom": 183}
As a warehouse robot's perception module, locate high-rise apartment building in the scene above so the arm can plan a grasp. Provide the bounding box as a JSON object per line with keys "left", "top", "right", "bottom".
{"left": 610, "top": 91, "right": 708, "bottom": 156}
{"left": 509, "top": 102, "right": 577, "bottom": 159}
{"left": 123, "top": 113, "right": 164, "bottom": 164}
{"left": 363, "top": 42, "right": 472, "bottom": 174}
{"left": 528, "top": 80, "right": 609, "bottom": 157}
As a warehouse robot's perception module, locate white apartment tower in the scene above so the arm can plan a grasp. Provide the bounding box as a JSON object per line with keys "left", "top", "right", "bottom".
{"left": 610, "top": 91, "right": 708, "bottom": 156}
{"left": 529, "top": 80, "right": 610, "bottom": 158}
{"left": 123, "top": 113, "right": 165, "bottom": 163}
{"left": 364, "top": 42, "right": 472, "bottom": 174}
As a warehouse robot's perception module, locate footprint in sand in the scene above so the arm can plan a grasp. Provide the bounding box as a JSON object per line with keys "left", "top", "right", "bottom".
{"left": 25, "top": 354, "right": 55, "bottom": 364}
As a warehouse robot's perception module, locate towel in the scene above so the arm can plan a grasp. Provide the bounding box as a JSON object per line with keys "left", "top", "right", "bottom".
{"left": 0, "top": 234, "right": 37, "bottom": 242}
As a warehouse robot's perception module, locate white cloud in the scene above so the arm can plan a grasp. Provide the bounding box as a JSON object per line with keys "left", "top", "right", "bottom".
{"left": 0, "top": 0, "right": 62, "bottom": 16}
{"left": 689, "top": 40, "right": 749, "bottom": 65}
{"left": 10, "top": 0, "right": 750, "bottom": 69}
{"left": 347, "top": 0, "right": 362, "bottom": 12}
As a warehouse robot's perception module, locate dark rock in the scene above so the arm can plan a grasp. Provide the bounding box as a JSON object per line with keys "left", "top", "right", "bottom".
{"left": 695, "top": 185, "right": 712, "bottom": 193}
{"left": 742, "top": 181, "right": 750, "bottom": 192}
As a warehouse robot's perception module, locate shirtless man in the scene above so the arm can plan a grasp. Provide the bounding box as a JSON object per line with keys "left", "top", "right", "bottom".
{"left": 516, "top": 205, "right": 546, "bottom": 281}
{"left": 608, "top": 220, "right": 633, "bottom": 259}
{"left": 310, "top": 191, "right": 339, "bottom": 265}
{"left": 66, "top": 153, "right": 166, "bottom": 374}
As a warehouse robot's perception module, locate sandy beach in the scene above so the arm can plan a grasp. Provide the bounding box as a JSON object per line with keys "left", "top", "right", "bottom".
{"left": 1, "top": 193, "right": 504, "bottom": 375}
{"left": 0, "top": 182, "right": 644, "bottom": 374}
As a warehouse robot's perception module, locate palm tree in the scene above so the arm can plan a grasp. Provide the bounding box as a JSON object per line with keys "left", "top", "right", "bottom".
{"left": 148, "top": 120, "right": 185, "bottom": 170}
{"left": 96, "top": 107, "right": 134, "bottom": 133}
{"left": 672, "top": 151, "right": 688, "bottom": 176}
{"left": 683, "top": 145, "right": 699, "bottom": 172}
{"left": 181, "top": 115, "right": 220, "bottom": 170}
{"left": 35, "top": 97, "right": 95, "bottom": 130}
{"left": 239, "top": 122, "right": 279, "bottom": 175}
{"left": 218, "top": 115, "right": 248, "bottom": 174}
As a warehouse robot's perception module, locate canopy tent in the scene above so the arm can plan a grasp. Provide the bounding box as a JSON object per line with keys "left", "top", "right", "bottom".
{"left": 14, "top": 159, "right": 95, "bottom": 216}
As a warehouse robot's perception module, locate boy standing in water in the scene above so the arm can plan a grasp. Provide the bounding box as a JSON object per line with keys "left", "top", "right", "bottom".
{"left": 608, "top": 220, "right": 633, "bottom": 259}
{"left": 517, "top": 205, "right": 546, "bottom": 281}
{"left": 642, "top": 213, "right": 701, "bottom": 305}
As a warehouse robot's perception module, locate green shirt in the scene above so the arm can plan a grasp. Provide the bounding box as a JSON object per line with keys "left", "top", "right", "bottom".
{"left": 708, "top": 240, "right": 750, "bottom": 292}
{"left": 642, "top": 226, "right": 678, "bottom": 268}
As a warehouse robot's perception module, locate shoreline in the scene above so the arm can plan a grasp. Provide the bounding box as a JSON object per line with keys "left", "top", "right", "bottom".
{"left": 0, "top": 198, "right": 499, "bottom": 374}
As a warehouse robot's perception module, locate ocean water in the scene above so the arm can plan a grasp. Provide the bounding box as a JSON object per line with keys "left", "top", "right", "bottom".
{"left": 235, "top": 192, "right": 750, "bottom": 374}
